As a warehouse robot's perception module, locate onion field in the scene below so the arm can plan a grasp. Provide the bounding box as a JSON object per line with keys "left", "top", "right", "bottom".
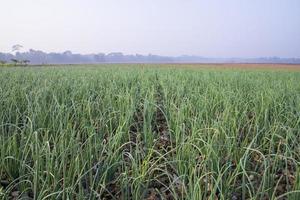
{"left": 0, "top": 65, "right": 300, "bottom": 200}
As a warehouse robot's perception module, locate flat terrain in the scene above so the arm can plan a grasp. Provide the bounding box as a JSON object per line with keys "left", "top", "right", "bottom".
{"left": 0, "top": 65, "right": 300, "bottom": 199}
{"left": 27, "top": 63, "right": 300, "bottom": 71}
{"left": 176, "top": 63, "right": 300, "bottom": 70}
{"left": 133, "top": 63, "right": 300, "bottom": 71}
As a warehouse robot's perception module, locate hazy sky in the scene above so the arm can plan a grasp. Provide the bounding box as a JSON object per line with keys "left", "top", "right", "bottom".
{"left": 1, "top": 0, "right": 300, "bottom": 57}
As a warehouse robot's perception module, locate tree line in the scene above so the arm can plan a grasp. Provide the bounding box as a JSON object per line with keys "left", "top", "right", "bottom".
{"left": 1, "top": 46, "right": 300, "bottom": 65}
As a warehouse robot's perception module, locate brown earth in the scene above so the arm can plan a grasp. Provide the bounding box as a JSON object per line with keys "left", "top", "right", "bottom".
{"left": 136, "top": 63, "right": 300, "bottom": 71}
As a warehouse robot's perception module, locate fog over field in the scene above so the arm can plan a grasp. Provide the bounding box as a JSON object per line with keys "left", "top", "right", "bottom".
{"left": 1, "top": 0, "right": 300, "bottom": 59}
{"left": 1, "top": 50, "right": 300, "bottom": 64}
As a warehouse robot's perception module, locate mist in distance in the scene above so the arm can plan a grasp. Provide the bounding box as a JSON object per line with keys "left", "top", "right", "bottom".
{"left": 0, "top": 0, "right": 300, "bottom": 60}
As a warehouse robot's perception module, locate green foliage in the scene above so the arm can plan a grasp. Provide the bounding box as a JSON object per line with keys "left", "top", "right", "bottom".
{"left": 0, "top": 65, "right": 299, "bottom": 199}
{"left": 0, "top": 60, "right": 7, "bottom": 67}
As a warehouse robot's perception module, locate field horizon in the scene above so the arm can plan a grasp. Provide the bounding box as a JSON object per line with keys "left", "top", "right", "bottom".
{"left": 7, "top": 63, "right": 300, "bottom": 70}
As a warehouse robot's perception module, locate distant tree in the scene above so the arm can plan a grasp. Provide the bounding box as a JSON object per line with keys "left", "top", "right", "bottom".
{"left": 94, "top": 53, "right": 105, "bottom": 62}
{"left": 23, "top": 60, "right": 30, "bottom": 66}
{"left": 12, "top": 44, "right": 23, "bottom": 52}
{"left": 11, "top": 59, "right": 19, "bottom": 66}
{"left": 63, "top": 50, "right": 72, "bottom": 55}
{"left": 0, "top": 60, "right": 6, "bottom": 65}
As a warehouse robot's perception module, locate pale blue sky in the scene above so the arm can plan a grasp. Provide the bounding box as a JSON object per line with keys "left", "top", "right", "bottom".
{"left": 1, "top": 0, "right": 299, "bottom": 57}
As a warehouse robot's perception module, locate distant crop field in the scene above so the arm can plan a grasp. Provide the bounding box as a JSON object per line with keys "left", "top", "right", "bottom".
{"left": 132, "top": 63, "right": 300, "bottom": 71}
{"left": 0, "top": 65, "right": 300, "bottom": 200}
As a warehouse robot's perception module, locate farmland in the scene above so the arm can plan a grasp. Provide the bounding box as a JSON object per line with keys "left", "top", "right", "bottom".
{"left": 0, "top": 64, "right": 300, "bottom": 199}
